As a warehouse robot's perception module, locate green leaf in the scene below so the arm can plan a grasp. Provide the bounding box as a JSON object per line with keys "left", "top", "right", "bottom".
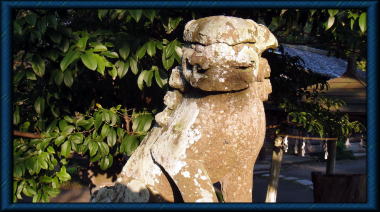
{"left": 62, "top": 125, "right": 75, "bottom": 135}
{"left": 117, "top": 127, "right": 125, "bottom": 141}
{"left": 37, "top": 16, "right": 47, "bottom": 34}
{"left": 137, "top": 70, "right": 146, "bottom": 90}
{"left": 25, "top": 13, "right": 37, "bottom": 26}
{"left": 98, "top": 9, "right": 109, "bottom": 20}
{"left": 90, "top": 42, "right": 108, "bottom": 52}
{"left": 107, "top": 128, "right": 117, "bottom": 147}
{"left": 34, "top": 97, "right": 45, "bottom": 114}
{"left": 47, "top": 146, "right": 55, "bottom": 154}
{"left": 63, "top": 69, "right": 74, "bottom": 87}
{"left": 61, "top": 140, "right": 71, "bottom": 158}
{"left": 46, "top": 188, "right": 61, "bottom": 198}
{"left": 13, "top": 70, "right": 25, "bottom": 85}
{"left": 110, "top": 112, "right": 118, "bottom": 126}
{"left": 326, "top": 16, "right": 335, "bottom": 30}
{"left": 51, "top": 177, "right": 59, "bottom": 188}
{"left": 89, "top": 141, "right": 98, "bottom": 157}
{"left": 60, "top": 50, "right": 81, "bottom": 71}
{"left": 155, "top": 40, "right": 163, "bottom": 50}
{"left": 164, "top": 17, "right": 183, "bottom": 34}
{"left": 94, "top": 54, "right": 106, "bottom": 75}
{"left": 90, "top": 152, "right": 102, "bottom": 162}
{"left": 23, "top": 186, "right": 36, "bottom": 197}
{"left": 128, "top": 10, "right": 143, "bottom": 22}
{"left": 13, "top": 106, "right": 20, "bottom": 125}
{"left": 359, "top": 12, "right": 366, "bottom": 33}
{"left": 328, "top": 9, "right": 338, "bottom": 17}
{"left": 13, "top": 21, "right": 22, "bottom": 35}
{"left": 119, "top": 43, "right": 130, "bottom": 60}
{"left": 81, "top": 52, "right": 98, "bottom": 71}
{"left": 141, "top": 115, "right": 154, "bottom": 132}
{"left": 103, "top": 110, "right": 111, "bottom": 123}
{"left": 16, "top": 181, "right": 25, "bottom": 199}
{"left": 99, "top": 157, "right": 110, "bottom": 170}
{"left": 164, "top": 41, "right": 175, "bottom": 58}
{"left": 98, "top": 142, "right": 109, "bottom": 156}
{"left": 54, "top": 135, "right": 66, "bottom": 146}
{"left": 40, "top": 175, "right": 52, "bottom": 183}
{"left": 61, "top": 39, "right": 70, "bottom": 53}
{"left": 162, "top": 54, "right": 174, "bottom": 70}
{"left": 109, "top": 66, "right": 117, "bottom": 80}
{"left": 31, "top": 55, "right": 45, "bottom": 77}
{"left": 38, "top": 157, "right": 48, "bottom": 170}
{"left": 129, "top": 56, "right": 138, "bottom": 75}
{"left": 120, "top": 136, "right": 127, "bottom": 153}
{"left": 125, "top": 135, "right": 140, "bottom": 156}
{"left": 26, "top": 71, "right": 37, "bottom": 80}
{"left": 154, "top": 68, "right": 168, "bottom": 88}
{"left": 94, "top": 112, "right": 102, "bottom": 129}
{"left": 56, "top": 166, "right": 71, "bottom": 181}
{"left": 101, "top": 51, "right": 119, "bottom": 58}
{"left": 47, "top": 14, "right": 58, "bottom": 29}
{"left": 64, "top": 115, "right": 74, "bottom": 123}
{"left": 143, "top": 9, "right": 156, "bottom": 22}
{"left": 43, "top": 49, "right": 60, "bottom": 62}
{"left": 144, "top": 70, "right": 154, "bottom": 87}
{"left": 132, "top": 113, "right": 154, "bottom": 132}
{"left": 107, "top": 154, "right": 114, "bottom": 169}
{"left": 79, "top": 137, "right": 90, "bottom": 154}
{"left": 30, "top": 31, "right": 41, "bottom": 42}
{"left": 116, "top": 60, "right": 129, "bottom": 79}
{"left": 59, "top": 120, "right": 68, "bottom": 131}
{"left": 136, "top": 44, "right": 147, "bottom": 59}
{"left": 14, "top": 166, "right": 22, "bottom": 178}
{"left": 76, "top": 118, "right": 90, "bottom": 127}
{"left": 76, "top": 36, "right": 89, "bottom": 51}
{"left": 48, "top": 31, "right": 62, "bottom": 44}
{"left": 146, "top": 40, "right": 156, "bottom": 57}
{"left": 101, "top": 124, "right": 110, "bottom": 137}
{"left": 70, "top": 134, "right": 83, "bottom": 144}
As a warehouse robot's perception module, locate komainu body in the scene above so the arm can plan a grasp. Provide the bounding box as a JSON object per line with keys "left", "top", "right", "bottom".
{"left": 91, "top": 15, "right": 278, "bottom": 203}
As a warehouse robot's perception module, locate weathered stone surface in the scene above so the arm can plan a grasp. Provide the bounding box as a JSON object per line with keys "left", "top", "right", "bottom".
{"left": 183, "top": 16, "right": 258, "bottom": 46}
{"left": 91, "top": 15, "right": 278, "bottom": 203}
{"left": 181, "top": 16, "right": 277, "bottom": 92}
{"left": 163, "top": 90, "right": 182, "bottom": 110}
{"left": 169, "top": 66, "right": 186, "bottom": 92}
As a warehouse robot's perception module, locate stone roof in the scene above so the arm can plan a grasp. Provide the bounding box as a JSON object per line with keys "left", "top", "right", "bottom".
{"left": 281, "top": 44, "right": 348, "bottom": 79}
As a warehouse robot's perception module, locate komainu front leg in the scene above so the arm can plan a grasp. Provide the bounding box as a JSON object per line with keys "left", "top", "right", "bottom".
{"left": 220, "top": 165, "right": 254, "bottom": 202}
{"left": 170, "top": 159, "right": 218, "bottom": 202}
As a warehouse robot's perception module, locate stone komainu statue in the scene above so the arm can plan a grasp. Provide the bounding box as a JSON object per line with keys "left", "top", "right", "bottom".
{"left": 91, "top": 16, "right": 278, "bottom": 203}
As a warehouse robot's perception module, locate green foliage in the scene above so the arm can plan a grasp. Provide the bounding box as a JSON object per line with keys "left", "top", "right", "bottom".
{"left": 13, "top": 104, "right": 153, "bottom": 202}
{"left": 12, "top": 9, "right": 182, "bottom": 202}
{"left": 268, "top": 9, "right": 366, "bottom": 61}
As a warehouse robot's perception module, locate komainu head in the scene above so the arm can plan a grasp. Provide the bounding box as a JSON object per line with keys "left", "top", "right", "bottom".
{"left": 177, "top": 16, "right": 278, "bottom": 92}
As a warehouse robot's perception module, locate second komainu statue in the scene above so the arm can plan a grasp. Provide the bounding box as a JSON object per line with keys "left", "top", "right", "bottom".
{"left": 91, "top": 15, "right": 278, "bottom": 203}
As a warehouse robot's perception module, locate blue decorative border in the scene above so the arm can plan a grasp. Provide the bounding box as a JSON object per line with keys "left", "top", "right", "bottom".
{"left": 1, "top": 1, "right": 378, "bottom": 210}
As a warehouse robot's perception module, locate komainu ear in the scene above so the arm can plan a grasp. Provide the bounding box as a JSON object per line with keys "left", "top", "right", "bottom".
{"left": 255, "top": 24, "right": 279, "bottom": 54}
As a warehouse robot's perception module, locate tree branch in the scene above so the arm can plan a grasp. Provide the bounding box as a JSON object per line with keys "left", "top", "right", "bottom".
{"left": 13, "top": 130, "right": 42, "bottom": 139}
